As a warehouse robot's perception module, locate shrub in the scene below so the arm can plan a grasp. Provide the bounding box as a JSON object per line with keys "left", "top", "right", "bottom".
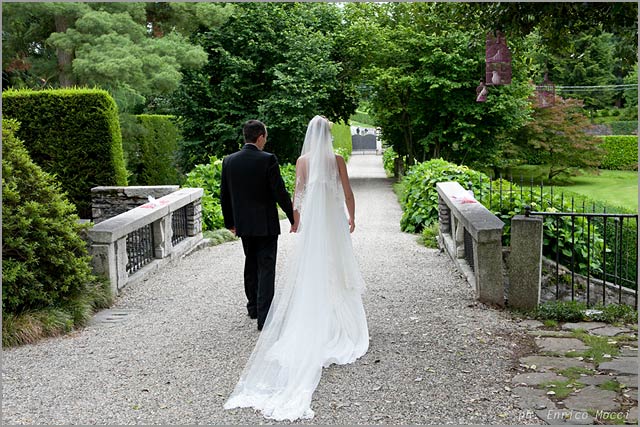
{"left": 599, "top": 135, "right": 638, "bottom": 170}
{"left": 382, "top": 147, "right": 398, "bottom": 177}
{"left": 2, "top": 120, "right": 112, "bottom": 346}
{"left": 280, "top": 163, "right": 296, "bottom": 196}
{"left": 121, "top": 114, "right": 183, "bottom": 185}
{"left": 2, "top": 88, "right": 128, "bottom": 218}
{"left": 534, "top": 301, "right": 587, "bottom": 323}
{"left": 182, "top": 158, "right": 224, "bottom": 232}
{"left": 399, "top": 158, "right": 490, "bottom": 233}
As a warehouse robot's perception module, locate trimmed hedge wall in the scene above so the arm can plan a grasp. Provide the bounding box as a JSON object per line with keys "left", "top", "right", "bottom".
{"left": 122, "top": 114, "right": 182, "bottom": 185}
{"left": 2, "top": 88, "right": 128, "bottom": 218}
{"left": 599, "top": 135, "right": 638, "bottom": 171}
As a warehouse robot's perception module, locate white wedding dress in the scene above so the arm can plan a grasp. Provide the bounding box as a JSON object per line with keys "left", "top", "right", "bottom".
{"left": 224, "top": 116, "right": 369, "bottom": 421}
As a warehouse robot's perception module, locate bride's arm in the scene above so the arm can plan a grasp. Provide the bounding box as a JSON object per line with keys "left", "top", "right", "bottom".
{"left": 291, "top": 157, "right": 307, "bottom": 232}
{"left": 336, "top": 155, "right": 356, "bottom": 233}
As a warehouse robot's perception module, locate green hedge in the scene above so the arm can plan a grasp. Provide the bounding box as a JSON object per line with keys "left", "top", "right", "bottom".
{"left": 599, "top": 135, "right": 638, "bottom": 170}
{"left": 2, "top": 119, "right": 101, "bottom": 315}
{"left": 2, "top": 88, "right": 128, "bottom": 218}
{"left": 121, "top": 114, "right": 182, "bottom": 185}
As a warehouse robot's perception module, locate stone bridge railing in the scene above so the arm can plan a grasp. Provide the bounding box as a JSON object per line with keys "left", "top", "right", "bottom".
{"left": 88, "top": 187, "right": 204, "bottom": 296}
{"left": 437, "top": 181, "right": 543, "bottom": 309}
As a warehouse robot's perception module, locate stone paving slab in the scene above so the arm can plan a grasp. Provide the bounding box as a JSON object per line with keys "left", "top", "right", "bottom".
{"left": 598, "top": 357, "right": 638, "bottom": 376}
{"left": 563, "top": 386, "right": 620, "bottom": 412}
{"left": 512, "top": 387, "right": 555, "bottom": 410}
{"left": 512, "top": 372, "right": 565, "bottom": 386}
{"left": 519, "top": 355, "right": 591, "bottom": 373}
{"left": 589, "top": 326, "right": 633, "bottom": 337}
{"left": 616, "top": 375, "right": 638, "bottom": 388}
{"left": 535, "top": 337, "right": 589, "bottom": 353}
{"left": 579, "top": 375, "right": 616, "bottom": 386}
{"left": 519, "top": 320, "right": 545, "bottom": 329}
{"left": 561, "top": 322, "right": 608, "bottom": 332}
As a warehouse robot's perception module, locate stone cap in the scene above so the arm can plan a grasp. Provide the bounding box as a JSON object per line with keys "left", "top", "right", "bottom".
{"left": 436, "top": 181, "right": 504, "bottom": 243}
{"left": 89, "top": 188, "right": 203, "bottom": 244}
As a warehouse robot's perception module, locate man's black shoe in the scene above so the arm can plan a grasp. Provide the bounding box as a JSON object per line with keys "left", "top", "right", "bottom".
{"left": 257, "top": 323, "right": 263, "bottom": 331}
{"left": 248, "top": 312, "right": 258, "bottom": 320}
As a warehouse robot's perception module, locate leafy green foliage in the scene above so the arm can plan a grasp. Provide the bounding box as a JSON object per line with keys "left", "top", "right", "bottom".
{"left": 382, "top": 147, "right": 399, "bottom": 177}
{"left": 399, "top": 158, "right": 489, "bottom": 233}
{"left": 2, "top": 88, "right": 127, "bottom": 218}
{"left": 2, "top": 2, "right": 228, "bottom": 112}
{"left": 167, "top": 3, "right": 357, "bottom": 167}
{"left": 599, "top": 135, "right": 638, "bottom": 171}
{"left": 347, "top": 2, "right": 532, "bottom": 169}
{"left": 121, "top": 114, "right": 183, "bottom": 185}
{"left": 182, "top": 158, "right": 224, "bottom": 232}
{"left": 534, "top": 301, "right": 587, "bottom": 322}
{"left": 2, "top": 119, "right": 100, "bottom": 316}
{"left": 513, "top": 96, "right": 604, "bottom": 181}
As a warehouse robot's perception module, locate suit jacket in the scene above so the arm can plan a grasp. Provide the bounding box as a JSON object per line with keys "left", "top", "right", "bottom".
{"left": 220, "top": 144, "right": 294, "bottom": 237}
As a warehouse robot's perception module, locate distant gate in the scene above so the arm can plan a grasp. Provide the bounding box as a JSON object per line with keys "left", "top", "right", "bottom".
{"left": 352, "top": 133, "right": 377, "bottom": 151}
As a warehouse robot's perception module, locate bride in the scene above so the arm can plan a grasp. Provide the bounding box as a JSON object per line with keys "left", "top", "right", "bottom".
{"left": 224, "top": 115, "right": 369, "bottom": 421}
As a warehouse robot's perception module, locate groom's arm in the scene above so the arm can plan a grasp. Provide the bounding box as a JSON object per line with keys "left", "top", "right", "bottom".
{"left": 220, "top": 157, "right": 235, "bottom": 231}
{"left": 267, "top": 154, "right": 295, "bottom": 225}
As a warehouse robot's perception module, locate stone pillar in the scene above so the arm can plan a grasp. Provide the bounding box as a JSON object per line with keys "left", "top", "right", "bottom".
{"left": 115, "top": 237, "right": 129, "bottom": 290}
{"left": 186, "top": 199, "right": 202, "bottom": 236}
{"left": 152, "top": 216, "right": 172, "bottom": 259}
{"left": 474, "top": 239, "right": 505, "bottom": 306}
{"left": 89, "top": 243, "right": 118, "bottom": 296}
{"left": 508, "top": 215, "right": 543, "bottom": 310}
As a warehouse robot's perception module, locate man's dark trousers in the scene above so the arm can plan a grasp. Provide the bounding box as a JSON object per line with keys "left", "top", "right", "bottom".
{"left": 241, "top": 235, "right": 278, "bottom": 326}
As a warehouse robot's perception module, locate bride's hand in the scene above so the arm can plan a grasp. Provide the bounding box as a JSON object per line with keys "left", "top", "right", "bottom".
{"left": 349, "top": 217, "right": 355, "bottom": 233}
{"left": 290, "top": 221, "right": 299, "bottom": 233}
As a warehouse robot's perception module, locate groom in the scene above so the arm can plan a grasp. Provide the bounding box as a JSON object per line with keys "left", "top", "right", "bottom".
{"left": 220, "top": 119, "right": 295, "bottom": 331}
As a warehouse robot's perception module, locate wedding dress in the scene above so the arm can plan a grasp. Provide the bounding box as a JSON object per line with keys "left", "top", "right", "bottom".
{"left": 224, "top": 116, "right": 369, "bottom": 421}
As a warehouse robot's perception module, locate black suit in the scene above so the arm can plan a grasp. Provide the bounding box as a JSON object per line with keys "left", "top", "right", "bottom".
{"left": 220, "top": 144, "right": 294, "bottom": 328}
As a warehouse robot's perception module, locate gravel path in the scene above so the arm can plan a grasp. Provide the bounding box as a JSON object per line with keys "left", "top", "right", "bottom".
{"left": 2, "top": 154, "right": 543, "bottom": 425}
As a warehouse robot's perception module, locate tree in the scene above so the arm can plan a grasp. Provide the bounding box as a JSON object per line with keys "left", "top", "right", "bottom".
{"left": 165, "top": 3, "right": 358, "bottom": 167}
{"left": 516, "top": 96, "right": 604, "bottom": 181}
{"left": 348, "top": 2, "right": 531, "bottom": 170}
{"left": 2, "top": 2, "right": 231, "bottom": 112}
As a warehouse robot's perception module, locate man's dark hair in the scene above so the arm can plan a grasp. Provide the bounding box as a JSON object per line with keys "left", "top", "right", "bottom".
{"left": 243, "top": 120, "right": 266, "bottom": 144}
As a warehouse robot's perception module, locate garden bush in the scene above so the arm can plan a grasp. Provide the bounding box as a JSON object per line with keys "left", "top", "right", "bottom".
{"left": 2, "top": 119, "right": 111, "bottom": 346}
{"left": 121, "top": 114, "right": 183, "bottom": 185}
{"left": 182, "top": 158, "right": 224, "bottom": 232}
{"left": 2, "top": 88, "right": 128, "bottom": 218}
{"left": 382, "top": 147, "right": 398, "bottom": 177}
{"left": 599, "top": 135, "right": 638, "bottom": 170}
{"left": 399, "top": 158, "right": 490, "bottom": 233}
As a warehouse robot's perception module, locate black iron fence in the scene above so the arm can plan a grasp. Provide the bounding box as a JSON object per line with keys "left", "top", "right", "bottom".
{"left": 464, "top": 175, "right": 638, "bottom": 308}
{"left": 126, "top": 224, "right": 154, "bottom": 274}
{"left": 171, "top": 206, "right": 188, "bottom": 246}
{"left": 525, "top": 208, "right": 638, "bottom": 309}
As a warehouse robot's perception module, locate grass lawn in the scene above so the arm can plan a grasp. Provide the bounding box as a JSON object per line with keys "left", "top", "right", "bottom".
{"left": 499, "top": 165, "right": 638, "bottom": 212}
{"left": 567, "top": 170, "right": 638, "bottom": 212}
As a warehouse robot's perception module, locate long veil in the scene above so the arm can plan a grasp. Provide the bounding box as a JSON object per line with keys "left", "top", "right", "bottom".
{"left": 224, "top": 116, "right": 368, "bottom": 421}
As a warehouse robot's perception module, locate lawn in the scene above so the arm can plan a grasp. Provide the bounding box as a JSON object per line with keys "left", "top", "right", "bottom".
{"left": 567, "top": 170, "right": 638, "bottom": 212}
{"left": 499, "top": 165, "right": 638, "bottom": 212}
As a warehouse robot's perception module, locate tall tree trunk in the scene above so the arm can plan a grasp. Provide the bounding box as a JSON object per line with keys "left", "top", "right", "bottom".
{"left": 54, "top": 15, "right": 75, "bottom": 87}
